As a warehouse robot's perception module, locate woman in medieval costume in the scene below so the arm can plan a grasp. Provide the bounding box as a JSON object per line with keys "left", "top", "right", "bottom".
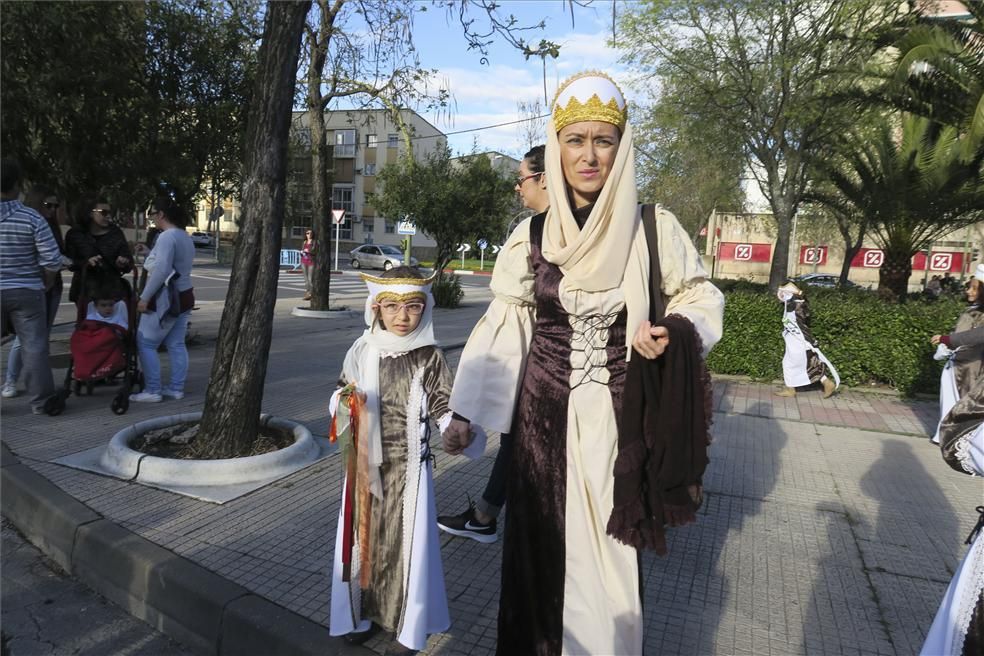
{"left": 442, "top": 71, "right": 725, "bottom": 655}
{"left": 775, "top": 281, "right": 840, "bottom": 398}
{"left": 930, "top": 265, "right": 984, "bottom": 444}
{"left": 921, "top": 372, "right": 984, "bottom": 656}
{"left": 329, "top": 267, "right": 482, "bottom": 654}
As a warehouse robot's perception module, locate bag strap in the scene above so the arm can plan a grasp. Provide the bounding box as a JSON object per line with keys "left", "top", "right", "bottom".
{"left": 643, "top": 204, "right": 666, "bottom": 323}
{"left": 529, "top": 211, "right": 547, "bottom": 250}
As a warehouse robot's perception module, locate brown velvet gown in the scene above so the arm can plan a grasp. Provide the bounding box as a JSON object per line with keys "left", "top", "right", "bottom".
{"left": 497, "top": 215, "right": 630, "bottom": 655}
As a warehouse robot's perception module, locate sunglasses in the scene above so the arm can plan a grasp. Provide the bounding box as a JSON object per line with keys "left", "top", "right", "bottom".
{"left": 92, "top": 208, "right": 111, "bottom": 216}
{"left": 43, "top": 202, "right": 60, "bottom": 209}
{"left": 516, "top": 172, "right": 543, "bottom": 186}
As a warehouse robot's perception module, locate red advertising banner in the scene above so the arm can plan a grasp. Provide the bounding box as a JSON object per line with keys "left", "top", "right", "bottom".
{"left": 799, "top": 246, "right": 828, "bottom": 265}
{"left": 912, "top": 251, "right": 963, "bottom": 273}
{"left": 850, "top": 248, "right": 964, "bottom": 272}
{"left": 717, "top": 242, "right": 772, "bottom": 262}
{"left": 850, "top": 248, "right": 886, "bottom": 268}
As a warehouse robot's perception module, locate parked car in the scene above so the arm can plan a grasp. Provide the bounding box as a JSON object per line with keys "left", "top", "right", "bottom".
{"left": 190, "top": 231, "right": 215, "bottom": 248}
{"left": 792, "top": 273, "right": 859, "bottom": 289}
{"left": 349, "top": 244, "right": 417, "bottom": 271}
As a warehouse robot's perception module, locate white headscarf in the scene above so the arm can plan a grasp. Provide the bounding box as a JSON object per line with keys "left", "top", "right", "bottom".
{"left": 349, "top": 271, "right": 437, "bottom": 498}
{"left": 542, "top": 71, "right": 651, "bottom": 350}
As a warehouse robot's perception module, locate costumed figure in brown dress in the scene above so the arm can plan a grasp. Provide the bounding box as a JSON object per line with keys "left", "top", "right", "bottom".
{"left": 442, "top": 71, "right": 725, "bottom": 655}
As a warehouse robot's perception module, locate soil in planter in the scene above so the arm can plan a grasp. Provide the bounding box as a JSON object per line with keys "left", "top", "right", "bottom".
{"left": 133, "top": 423, "right": 295, "bottom": 460}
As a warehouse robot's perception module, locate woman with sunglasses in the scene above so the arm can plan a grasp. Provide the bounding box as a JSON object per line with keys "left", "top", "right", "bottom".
{"left": 65, "top": 195, "right": 133, "bottom": 303}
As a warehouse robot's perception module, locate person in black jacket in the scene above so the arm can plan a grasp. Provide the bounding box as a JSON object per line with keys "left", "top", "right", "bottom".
{"left": 64, "top": 195, "right": 132, "bottom": 303}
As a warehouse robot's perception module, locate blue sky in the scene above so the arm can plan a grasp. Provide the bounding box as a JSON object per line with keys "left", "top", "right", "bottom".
{"left": 407, "top": 1, "right": 629, "bottom": 157}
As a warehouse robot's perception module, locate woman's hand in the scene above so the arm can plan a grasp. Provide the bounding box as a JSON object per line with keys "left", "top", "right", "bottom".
{"left": 930, "top": 334, "right": 942, "bottom": 345}
{"left": 442, "top": 418, "right": 472, "bottom": 455}
{"left": 87, "top": 254, "right": 103, "bottom": 268}
{"left": 134, "top": 243, "right": 149, "bottom": 256}
{"left": 137, "top": 299, "right": 149, "bottom": 313}
{"left": 632, "top": 321, "right": 670, "bottom": 360}
{"left": 115, "top": 255, "right": 131, "bottom": 269}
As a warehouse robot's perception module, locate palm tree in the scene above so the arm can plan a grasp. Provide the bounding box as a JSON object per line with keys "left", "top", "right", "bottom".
{"left": 867, "top": 3, "right": 984, "bottom": 160}
{"left": 810, "top": 114, "right": 984, "bottom": 300}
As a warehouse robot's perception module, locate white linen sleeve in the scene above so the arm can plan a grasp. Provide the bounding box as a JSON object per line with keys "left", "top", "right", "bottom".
{"left": 449, "top": 219, "right": 536, "bottom": 434}
{"left": 656, "top": 207, "right": 725, "bottom": 355}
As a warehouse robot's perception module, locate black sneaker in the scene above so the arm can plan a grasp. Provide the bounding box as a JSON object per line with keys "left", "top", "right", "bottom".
{"left": 437, "top": 503, "right": 497, "bottom": 544}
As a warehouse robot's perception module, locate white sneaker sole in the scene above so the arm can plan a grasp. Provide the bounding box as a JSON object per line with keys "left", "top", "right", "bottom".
{"left": 437, "top": 524, "right": 497, "bottom": 544}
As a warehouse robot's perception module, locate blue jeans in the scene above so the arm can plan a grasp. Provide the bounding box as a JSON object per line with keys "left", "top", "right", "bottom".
{"left": 6, "top": 282, "right": 61, "bottom": 385}
{"left": 137, "top": 311, "right": 190, "bottom": 394}
{"left": 1, "top": 288, "right": 55, "bottom": 410}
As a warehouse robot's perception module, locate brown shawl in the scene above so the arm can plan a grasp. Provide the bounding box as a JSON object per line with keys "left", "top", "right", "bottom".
{"left": 608, "top": 313, "right": 712, "bottom": 555}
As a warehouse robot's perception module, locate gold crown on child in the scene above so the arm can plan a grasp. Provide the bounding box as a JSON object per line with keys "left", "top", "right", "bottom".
{"left": 552, "top": 71, "right": 628, "bottom": 133}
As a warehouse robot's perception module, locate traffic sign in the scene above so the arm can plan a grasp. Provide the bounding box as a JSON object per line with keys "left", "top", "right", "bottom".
{"left": 331, "top": 209, "right": 345, "bottom": 224}
{"left": 478, "top": 239, "right": 488, "bottom": 250}
{"left": 491, "top": 245, "right": 501, "bottom": 254}
{"left": 457, "top": 244, "right": 471, "bottom": 252}
{"left": 397, "top": 220, "right": 416, "bottom": 235}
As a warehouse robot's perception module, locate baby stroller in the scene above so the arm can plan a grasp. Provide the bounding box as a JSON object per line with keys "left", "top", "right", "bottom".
{"left": 62, "top": 269, "right": 141, "bottom": 415}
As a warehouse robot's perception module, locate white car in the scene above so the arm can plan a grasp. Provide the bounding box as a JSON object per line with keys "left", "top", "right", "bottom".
{"left": 190, "top": 231, "right": 215, "bottom": 248}
{"left": 349, "top": 244, "right": 417, "bottom": 271}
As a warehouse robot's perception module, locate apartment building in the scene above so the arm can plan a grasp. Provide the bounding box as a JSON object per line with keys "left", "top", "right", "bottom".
{"left": 286, "top": 108, "right": 447, "bottom": 254}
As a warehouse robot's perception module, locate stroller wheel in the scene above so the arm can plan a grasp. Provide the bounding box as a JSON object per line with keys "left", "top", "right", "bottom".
{"left": 111, "top": 396, "right": 129, "bottom": 415}
{"left": 44, "top": 392, "right": 66, "bottom": 416}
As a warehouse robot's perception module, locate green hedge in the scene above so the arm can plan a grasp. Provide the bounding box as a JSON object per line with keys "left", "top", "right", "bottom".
{"left": 707, "top": 286, "right": 965, "bottom": 396}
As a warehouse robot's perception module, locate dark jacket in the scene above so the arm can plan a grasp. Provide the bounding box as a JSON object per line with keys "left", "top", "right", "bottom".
{"left": 64, "top": 226, "right": 133, "bottom": 302}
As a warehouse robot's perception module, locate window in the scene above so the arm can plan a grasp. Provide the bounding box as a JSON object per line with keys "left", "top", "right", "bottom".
{"left": 335, "top": 129, "right": 356, "bottom": 157}
{"left": 332, "top": 185, "right": 355, "bottom": 213}
{"left": 363, "top": 218, "right": 374, "bottom": 233}
{"left": 385, "top": 219, "right": 396, "bottom": 234}
{"left": 333, "top": 185, "right": 354, "bottom": 239}
{"left": 367, "top": 134, "right": 378, "bottom": 148}
{"left": 387, "top": 133, "right": 399, "bottom": 149}
{"left": 294, "top": 127, "right": 311, "bottom": 147}
{"left": 363, "top": 162, "right": 376, "bottom": 176}
{"left": 290, "top": 226, "right": 310, "bottom": 239}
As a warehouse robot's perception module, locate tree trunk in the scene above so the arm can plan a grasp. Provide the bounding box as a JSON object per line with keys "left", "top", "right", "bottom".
{"left": 768, "top": 196, "right": 794, "bottom": 290}
{"left": 878, "top": 248, "right": 913, "bottom": 302}
{"left": 194, "top": 0, "right": 312, "bottom": 459}
{"left": 309, "top": 110, "right": 335, "bottom": 310}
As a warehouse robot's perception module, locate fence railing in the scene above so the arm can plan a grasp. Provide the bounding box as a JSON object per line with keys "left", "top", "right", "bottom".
{"left": 279, "top": 249, "right": 302, "bottom": 271}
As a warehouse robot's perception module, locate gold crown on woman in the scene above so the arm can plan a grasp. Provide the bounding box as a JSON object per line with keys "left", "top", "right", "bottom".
{"left": 552, "top": 70, "right": 628, "bottom": 133}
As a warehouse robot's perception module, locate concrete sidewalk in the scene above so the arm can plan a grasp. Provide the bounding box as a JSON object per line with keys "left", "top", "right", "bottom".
{"left": 1, "top": 293, "right": 979, "bottom": 655}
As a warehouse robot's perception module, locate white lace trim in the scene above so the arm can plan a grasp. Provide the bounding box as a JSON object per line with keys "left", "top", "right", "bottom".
{"left": 953, "top": 534, "right": 984, "bottom": 655}
{"left": 398, "top": 368, "right": 427, "bottom": 634}
{"left": 954, "top": 433, "right": 980, "bottom": 477}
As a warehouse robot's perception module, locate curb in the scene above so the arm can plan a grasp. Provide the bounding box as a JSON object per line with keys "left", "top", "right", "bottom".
{"left": 0, "top": 441, "right": 371, "bottom": 656}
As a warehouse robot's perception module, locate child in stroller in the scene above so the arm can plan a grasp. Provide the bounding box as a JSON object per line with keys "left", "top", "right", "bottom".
{"left": 64, "top": 273, "right": 140, "bottom": 414}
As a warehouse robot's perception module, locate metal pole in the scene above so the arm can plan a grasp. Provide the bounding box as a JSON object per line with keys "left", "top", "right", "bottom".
{"left": 334, "top": 220, "right": 340, "bottom": 272}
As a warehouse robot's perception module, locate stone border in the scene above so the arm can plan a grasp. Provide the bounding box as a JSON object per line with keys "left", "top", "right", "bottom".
{"left": 290, "top": 306, "right": 358, "bottom": 319}
{"left": 0, "top": 442, "right": 370, "bottom": 656}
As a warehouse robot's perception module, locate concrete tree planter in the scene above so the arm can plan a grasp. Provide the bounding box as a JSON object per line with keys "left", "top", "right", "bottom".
{"left": 290, "top": 305, "right": 356, "bottom": 319}
{"left": 56, "top": 413, "right": 329, "bottom": 504}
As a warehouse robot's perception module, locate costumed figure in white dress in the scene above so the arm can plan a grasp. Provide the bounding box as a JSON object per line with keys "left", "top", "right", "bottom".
{"left": 329, "top": 267, "right": 484, "bottom": 654}
{"left": 921, "top": 372, "right": 984, "bottom": 656}
{"left": 775, "top": 281, "right": 840, "bottom": 398}
{"left": 931, "top": 266, "right": 984, "bottom": 444}
{"left": 442, "top": 71, "right": 725, "bottom": 655}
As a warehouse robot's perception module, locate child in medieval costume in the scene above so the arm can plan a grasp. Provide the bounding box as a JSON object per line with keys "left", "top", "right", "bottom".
{"left": 775, "top": 281, "right": 840, "bottom": 398}
{"left": 930, "top": 265, "right": 984, "bottom": 444}
{"left": 921, "top": 372, "right": 984, "bottom": 656}
{"left": 329, "top": 266, "right": 483, "bottom": 655}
